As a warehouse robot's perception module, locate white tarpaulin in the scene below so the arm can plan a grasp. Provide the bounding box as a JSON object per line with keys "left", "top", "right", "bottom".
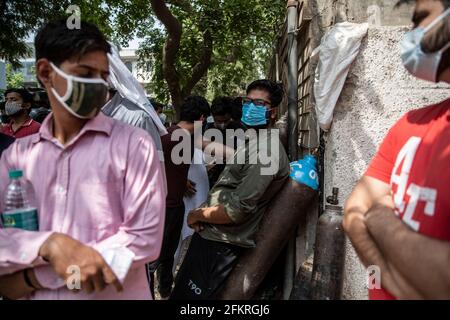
{"left": 107, "top": 44, "right": 167, "bottom": 136}
{"left": 313, "top": 22, "right": 368, "bottom": 131}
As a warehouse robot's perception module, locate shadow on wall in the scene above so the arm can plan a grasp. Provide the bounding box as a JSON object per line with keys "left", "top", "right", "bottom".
{"left": 333, "top": 30, "right": 383, "bottom": 170}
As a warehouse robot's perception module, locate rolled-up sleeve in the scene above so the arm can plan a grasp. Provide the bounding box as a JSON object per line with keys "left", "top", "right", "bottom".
{"left": 223, "top": 163, "right": 275, "bottom": 224}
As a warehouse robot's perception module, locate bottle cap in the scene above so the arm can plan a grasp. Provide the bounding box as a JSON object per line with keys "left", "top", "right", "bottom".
{"left": 9, "top": 170, "right": 23, "bottom": 179}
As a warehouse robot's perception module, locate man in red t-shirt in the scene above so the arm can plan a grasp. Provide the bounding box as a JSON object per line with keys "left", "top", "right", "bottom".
{"left": 344, "top": 0, "right": 450, "bottom": 300}
{"left": 2, "top": 88, "right": 41, "bottom": 138}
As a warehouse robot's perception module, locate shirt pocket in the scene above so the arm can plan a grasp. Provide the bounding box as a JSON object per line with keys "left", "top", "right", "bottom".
{"left": 75, "top": 179, "right": 122, "bottom": 230}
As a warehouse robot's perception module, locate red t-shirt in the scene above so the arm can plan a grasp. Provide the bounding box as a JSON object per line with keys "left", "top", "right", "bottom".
{"left": 1, "top": 118, "right": 41, "bottom": 138}
{"left": 365, "top": 98, "right": 450, "bottom": 300}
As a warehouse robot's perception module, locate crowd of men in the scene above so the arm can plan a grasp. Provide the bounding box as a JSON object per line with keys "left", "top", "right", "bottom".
{"left": 0, "top": 0, "right": 449, "bottom": 300}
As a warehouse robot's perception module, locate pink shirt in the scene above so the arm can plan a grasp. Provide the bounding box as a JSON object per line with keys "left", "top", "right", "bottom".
{"left": 0, "top": 112, "right": 165, "bottom": 299}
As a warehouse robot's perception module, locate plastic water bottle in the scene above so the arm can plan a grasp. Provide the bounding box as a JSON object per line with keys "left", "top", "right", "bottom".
{"left": 1, "top": 170, "right": 39, "bottom": 231}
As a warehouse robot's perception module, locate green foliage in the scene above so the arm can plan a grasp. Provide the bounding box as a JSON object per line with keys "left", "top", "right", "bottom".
{"left": 1, "top": 1, "right": 58, "bottom": 68}
{"left": 1, "top": 0, "right": 285, "bottom": 104}
{"left": 6, "top": 64, "right": 24, "bottom": 88}
{"left": 0, "top": 0, "right": 154, "bottom": 67}
{"left": 138, "top": 0, "right": 285, "bottom": 103}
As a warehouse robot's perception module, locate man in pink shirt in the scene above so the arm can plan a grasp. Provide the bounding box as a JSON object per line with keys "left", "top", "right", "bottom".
{"left": 0, "top": 19, "right": 165, "bottom": 299}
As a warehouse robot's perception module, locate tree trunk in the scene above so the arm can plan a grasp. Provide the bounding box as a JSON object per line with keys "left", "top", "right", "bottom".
{"left": 150, "top": 0, "right": 213, "bottom": 119}
{"left": 181, "top": 29, "right": 213, "bottom": 97}
{"left": 150, "top": 0, "right": 183, "bottom": 115}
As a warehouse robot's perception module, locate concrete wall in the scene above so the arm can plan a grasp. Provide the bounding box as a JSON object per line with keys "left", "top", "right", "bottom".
{"left": 345, "top": 0, "right": 414, "bottom": 25}
{"left": 324, "top": 26, "right": 450, "bottom": 299}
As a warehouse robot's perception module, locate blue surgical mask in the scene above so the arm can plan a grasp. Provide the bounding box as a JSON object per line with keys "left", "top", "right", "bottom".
{"left": 400, "top": 8, "right": 450, "bottom": 83}
{"left": 241, "top": 103, "right": 270, "bottom": 127}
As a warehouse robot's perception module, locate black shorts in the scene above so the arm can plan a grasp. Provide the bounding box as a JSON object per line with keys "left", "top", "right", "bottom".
{"left": 170, "top": 233, "right": 245, "bottom": 300}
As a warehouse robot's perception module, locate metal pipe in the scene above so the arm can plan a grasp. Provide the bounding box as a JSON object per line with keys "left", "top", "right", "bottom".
{"left": 287, "top": 1, "right": 299, "bottom": 161}
{"left": 284, "top": 0, "right": 299, "bottom": 300}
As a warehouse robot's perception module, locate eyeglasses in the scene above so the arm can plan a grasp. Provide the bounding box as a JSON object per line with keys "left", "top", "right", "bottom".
{"left": 242, "top": 97, "right": 271, "bottom": 107}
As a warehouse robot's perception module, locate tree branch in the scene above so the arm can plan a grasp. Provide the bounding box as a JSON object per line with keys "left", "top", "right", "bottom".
{"left": 182, "top": 29, "right": 213, "bottom": 97}
{"left": 150, "top": 0, "right": 183, "bottom": 107}
{"left": 212, "top": 46, "right": 240, "bottom": 64}
{"left": 166, "top": 0, "right": 193, "bottom": 14}
{"left": 150, "top": 0, "right": 213, "bottom": 112}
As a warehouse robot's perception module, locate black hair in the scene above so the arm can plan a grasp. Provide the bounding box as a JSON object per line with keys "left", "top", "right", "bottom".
{"left": 246, "top": 79, "right": 284, "bottom": 108}
{"left": 35, "top": 19, "right": 111, "bottom": 66}
{"left": 4, "top": 88, "right": 33, "bottom": 104}
{"left": 179, "top": 96, "right": 211, "bottom": 122}
{"left": 232, "top": 97, "right": 243, "bottom": 120}
{"left": 152, "top": 101, "right": 164, "bottom": 111}
{"left": 211, "top": 97, "right": 234, "bottom": 116}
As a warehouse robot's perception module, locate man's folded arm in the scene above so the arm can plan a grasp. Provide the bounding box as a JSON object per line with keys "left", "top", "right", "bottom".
{"left": 1, "top": 133, "right": 166, "bottom": 290}
{"left": 223, "top": 162, "right": 275, "bottom": 224}
{"left": 343, "top": 176, "right": 418, "bottom": 298}
{"left": 366, "top": 208, "right": 450, "bottom": 299}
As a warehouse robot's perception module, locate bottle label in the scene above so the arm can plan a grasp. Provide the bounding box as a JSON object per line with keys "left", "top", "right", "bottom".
{"left": 1, "top": 208, "right": 39, "bottom": 231}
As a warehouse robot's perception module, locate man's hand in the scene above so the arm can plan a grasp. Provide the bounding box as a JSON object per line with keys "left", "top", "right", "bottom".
{"left": 187, "top": 208, "right": 206, "bottom": 232}
{"left": 185, "top": 180, "right": 197, "bottom": 198}
{"left": 0, "top": 270, "right": 35, "bottom": 300}
{"left": 364, "top": 204, "right": 447, "bottom": 299}
{"left": 39, "top": 233, "right": 123, "bottom": 294}
{"left": 343, "top": 176, "right": 415, "bottom": 298}
{"left": 190, "top": 222, "right": 205, "bottom": 233}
